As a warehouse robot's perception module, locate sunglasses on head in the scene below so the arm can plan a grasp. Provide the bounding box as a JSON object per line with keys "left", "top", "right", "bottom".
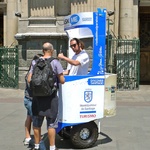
{"left": 70, "top": 43, "right": 77, "bottom": 48}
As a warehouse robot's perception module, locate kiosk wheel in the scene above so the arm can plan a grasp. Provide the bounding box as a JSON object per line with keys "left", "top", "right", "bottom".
{"left": 70, "top": 121, "right": 98, "bottom": 149}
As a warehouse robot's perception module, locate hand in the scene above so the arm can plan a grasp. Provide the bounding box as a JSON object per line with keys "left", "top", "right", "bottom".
{"left": 58, "top": 53, "right": 64, "bottom": 59}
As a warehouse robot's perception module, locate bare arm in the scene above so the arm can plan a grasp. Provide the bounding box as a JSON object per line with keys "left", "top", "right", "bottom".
{"left": 27, "top": 73, "right": 32, "bottom": 83}
{"left": 57, "top": 73, "right": 65, "bottom": 84}
{"left": 58, "top": 53, "right": 80, "bottom": 66}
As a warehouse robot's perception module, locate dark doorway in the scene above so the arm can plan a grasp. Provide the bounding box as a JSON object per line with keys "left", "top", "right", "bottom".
{"left": 139, "top": 6, "right": 150, "bottom": 85}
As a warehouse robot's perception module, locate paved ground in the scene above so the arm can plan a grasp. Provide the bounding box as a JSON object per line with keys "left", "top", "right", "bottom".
{"left": 0, "top": 85, "right": 150, "bottom": 150}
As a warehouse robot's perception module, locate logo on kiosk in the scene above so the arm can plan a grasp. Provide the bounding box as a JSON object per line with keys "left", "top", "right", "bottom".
{"left": 84, "top": 91, "right": 93, "bottom": 103}
{"left": 70, "top": 14, "right": 80, "bottom": 25}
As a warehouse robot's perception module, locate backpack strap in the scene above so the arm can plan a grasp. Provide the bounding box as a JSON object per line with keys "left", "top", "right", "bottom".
{"left": 46, "top": 57, "right": 56, "bottom": 63}
{"left": 34, "top": 57, "right": 54, "bottom": 69}
{"left": 45, "top": 57, "right": 56, "bottom": 73}
{"left": 46, "top": 57, "right": 58, "bottom": 92}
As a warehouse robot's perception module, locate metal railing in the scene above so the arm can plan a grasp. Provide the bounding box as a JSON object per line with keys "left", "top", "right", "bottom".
{"left": 0, "top": 46, "right": 19, "bottom": 88}
{"left": 106, "top": 37, "right": 140, "bottom": 90}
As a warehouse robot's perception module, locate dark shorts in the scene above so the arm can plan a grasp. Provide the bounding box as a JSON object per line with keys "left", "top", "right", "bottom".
{"left": 32, "top": 115, "right": 58, "bottom": 129}
{"left": 32, "top": 94, "right": 58, "bottom": 129}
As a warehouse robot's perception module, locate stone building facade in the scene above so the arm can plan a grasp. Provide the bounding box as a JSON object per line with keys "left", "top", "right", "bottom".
{"left": 0, "top": 0, "right": 150, "bottom": 88}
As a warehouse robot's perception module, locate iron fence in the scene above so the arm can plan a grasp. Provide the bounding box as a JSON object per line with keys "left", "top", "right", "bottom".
{"left": 0, "top": 46, "right": 19, "bottom": 88}
{"left": 106, "top": 38, "right": 140, "bottom": 90}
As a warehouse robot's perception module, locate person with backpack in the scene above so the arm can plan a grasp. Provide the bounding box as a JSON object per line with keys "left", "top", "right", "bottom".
{"left": 28, "top": 42, "right": 65, "bottom": 150}
{"left": 58, "top": 38, "right": 89, "bottom": 75}
{"left": 23, "top": 54, "right": 43, "bottom": 146}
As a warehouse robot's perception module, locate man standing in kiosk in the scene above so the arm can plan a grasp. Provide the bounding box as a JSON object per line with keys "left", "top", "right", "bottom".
{"left": 58, "top": 38, "right": 89, "bottom": 75}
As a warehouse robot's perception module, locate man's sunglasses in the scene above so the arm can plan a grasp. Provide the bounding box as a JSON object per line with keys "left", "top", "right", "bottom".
{"left": 70, "top": 43, "right": 77, "bottom": 48}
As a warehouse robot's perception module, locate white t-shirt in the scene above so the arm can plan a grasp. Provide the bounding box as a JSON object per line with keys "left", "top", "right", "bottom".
{"left": 67, "top": 50, "right": 89, "bottom": 75}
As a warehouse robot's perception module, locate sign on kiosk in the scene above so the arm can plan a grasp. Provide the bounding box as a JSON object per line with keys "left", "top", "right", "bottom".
{"left": 57, "top": 8, "right": 117, "bottom": 149}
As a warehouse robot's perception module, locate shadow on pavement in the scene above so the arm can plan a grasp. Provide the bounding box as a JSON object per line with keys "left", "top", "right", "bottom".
{"left": 98, "top": 132, "right": 112, "bottom": 144}
{"left": 56, "top": 131, "right": 112, "bottom": 149}
{"left": 25, "top": 131, "right": 112, "bottom": 150}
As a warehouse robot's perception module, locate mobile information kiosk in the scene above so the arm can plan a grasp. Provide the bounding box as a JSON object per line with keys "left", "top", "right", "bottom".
{"left": 57, "top": 8, "right": 117, "bottom": 149}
